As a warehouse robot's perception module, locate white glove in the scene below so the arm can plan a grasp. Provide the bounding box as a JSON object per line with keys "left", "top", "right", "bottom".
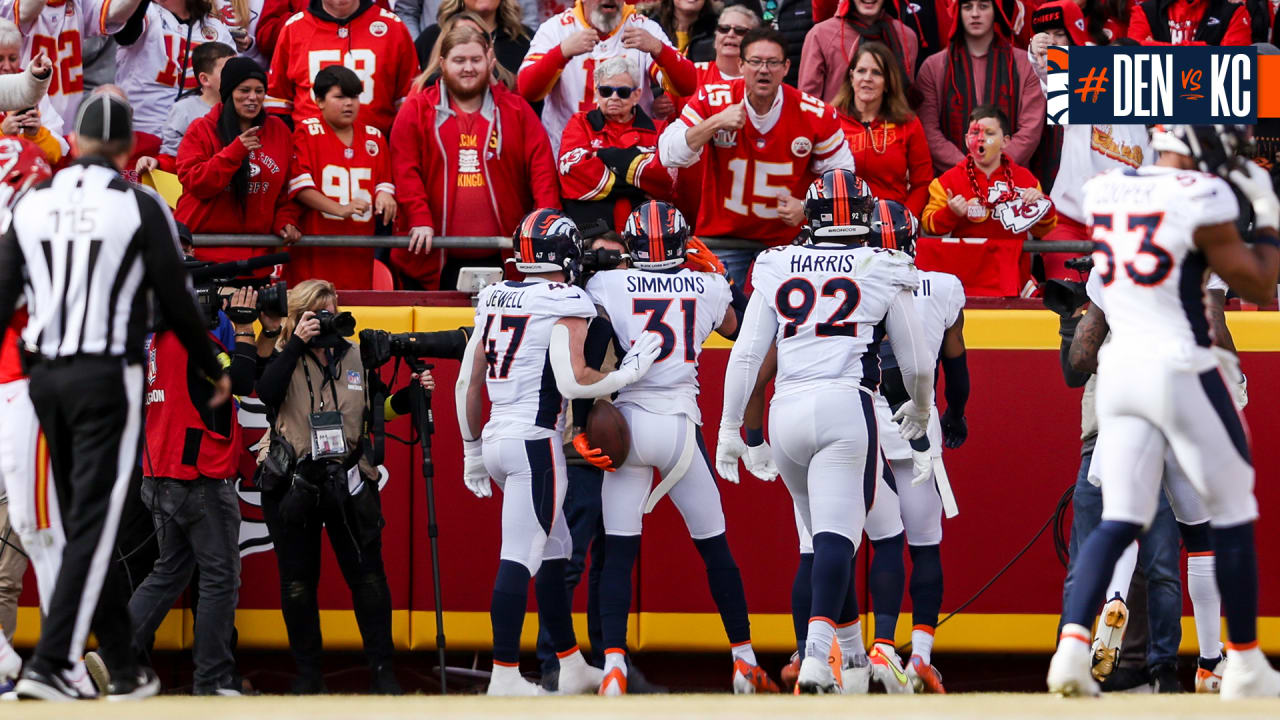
{"left": 1228, "top": 160, "right": 1279, "bottom": 232}
{"left": 715, "top": 424, "right": 747, "bottom": 483}
{"left": 1211, "top": 345, "right": 1248, "bottom": 410}
{"left": 462, "top": 440, "right": 491, "bottom": 498}
{"left": 615, "top": 331, "right": 663, "bottom": 384}
{"left": 892, "top": 400, "right": 930, "bottom": 442}
{"left": 743, "top": 441, "right": 778, "bottom": 482}
{"left": 910, "top": 450, "right": 932, "bottom": 487}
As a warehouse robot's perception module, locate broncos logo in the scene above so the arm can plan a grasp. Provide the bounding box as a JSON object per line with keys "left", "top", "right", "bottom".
{"left": 1046, "top": 46, "right": 1071, "bottom": 125}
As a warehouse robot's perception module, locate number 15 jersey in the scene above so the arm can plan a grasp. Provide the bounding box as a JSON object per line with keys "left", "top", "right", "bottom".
{"left": 1082, "top": 166, "right": 1237, "bottom": 357}
{"left": 475, "top": 279, "right": 596, "bottom": 441}
{"left": 751, "top": 244, "right": 918, "bottom": 398}
{"left": 586, "top": 268, "right": 731, "bottom": 424}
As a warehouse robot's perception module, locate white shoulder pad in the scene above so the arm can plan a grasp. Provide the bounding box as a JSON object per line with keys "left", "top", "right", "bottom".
{"left": 867, "top": 248, "right": 919, "bottom": 291}
{"left": 539, "top": 283, "right": 597, "bottom": 319}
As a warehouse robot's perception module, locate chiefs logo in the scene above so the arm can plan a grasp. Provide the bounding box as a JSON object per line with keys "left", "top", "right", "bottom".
{"left": 365, "top": 139, "right": 379, "bottom": 156}
{"left": 248, "top": 162, "right": 261, "bottom": 177}
{"left": 559, "top": 147, "right": 589, "bottom": 175}
{"left": 370, "top": 20, "right": 388, "bottom": 37}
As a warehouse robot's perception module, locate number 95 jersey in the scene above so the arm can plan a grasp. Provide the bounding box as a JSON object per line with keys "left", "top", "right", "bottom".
{"left": 751, "top": 244, "right": 918, "bottom": 398}
{"left": 586, "top": 268, "right": 732, "bottom": 424}
{"left": 475, "top": 280, "right": 596, "bottom": 440}
{"left": 1082, "top": 166, "right": 1238, "bottom": 357}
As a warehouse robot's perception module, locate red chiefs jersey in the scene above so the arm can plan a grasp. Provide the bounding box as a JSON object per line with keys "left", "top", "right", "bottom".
{"left": 265, "top": 4, "right": 416, "bottom": 136}
{"left": 1, "top": 308, "right": 27, "bottom": 384}
{"left": 671, "top": 80, "right": 850, "bottom": 246}
{"left": 288, "top": 116, "right": 394, "bottom": 234}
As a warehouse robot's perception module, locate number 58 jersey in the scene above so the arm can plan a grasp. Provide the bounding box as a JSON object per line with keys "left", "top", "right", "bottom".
{"left": 474, "top": 280, "right": 596, "bottom": 441}
{"left": 586, "top": 268, "right": 732, "bottom": 424}
{"left": 751, "top": 244, "right": 919, "bottom": 398}
{"left": 1081, "top": 166, "right": 1238, "bottom": 357}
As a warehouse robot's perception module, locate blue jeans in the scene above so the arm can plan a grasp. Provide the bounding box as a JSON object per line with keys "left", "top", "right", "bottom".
{"left": 716, "top": 248, "right": 763, "bottom": 290}
{"left": 537, "top": 464, "right": 606, "bottom": 673}
{"left": 1061, "top": 450, "right": 1182, "bottom": 668}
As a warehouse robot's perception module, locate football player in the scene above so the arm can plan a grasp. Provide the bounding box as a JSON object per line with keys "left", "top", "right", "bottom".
{"left": 456, "top": 209, "right": 662, "bottom": 696}
{"left": 859, "top": 199, "right": 968, "bottom": 695}
{"left": 1048, "top": 125, "right": 1280, "bottom": 698}
{"left": 580, "top": 201, "right": 779, "bottom": 696}
{"left": 719, "top": 169, "right": 935, "bottom": 693}
{"left": 657, "top": 26, "right": 853, "bottom": 285}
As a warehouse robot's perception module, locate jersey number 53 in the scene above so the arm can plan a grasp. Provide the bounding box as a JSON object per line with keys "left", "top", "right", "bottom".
{"left": 1091, "top": 212, "right": 1171, "bottom": 287}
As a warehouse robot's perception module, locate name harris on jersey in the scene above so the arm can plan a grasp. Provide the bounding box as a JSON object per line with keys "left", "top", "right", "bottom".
{"left": 787, "top": 252, "right": 860, "bottom": 274}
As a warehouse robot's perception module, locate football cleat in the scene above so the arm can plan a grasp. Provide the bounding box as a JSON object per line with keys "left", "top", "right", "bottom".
{"left": 1048, "top": 625, "right": 1101, "bottom": 697}
{"left": 1091, "top": 593, "right": 1128, "bottom": 682}
{"left": 486, "top": 665, "right": 546, "bottom": 696}
{"left": 554, "top": 650, "right": 604, "bottom": 695}
{"left": 868, "top": 644, "right": 914, "bottom": 694}
{"left": 0, "top": 637, "right": 20, "bottom": 682}
{"left": 796, "top": 655, "right": 839, "bottom": 694}
{"left": 907, "top": 656, "right": 946, "bottom": 694}
{"left": 1195, "top": 655, "right": 1226, "bottom": 694}
{"left": 780, "top": 652, "right": 801, "bottom": 692}
{"left": 598, "top": 667, "right": 627, "bottom": 696}
{"left": 1220, "top": 650, "right": 1280, "bottom": 700}
{"left": 732, "top": 658, "right": 781, "bottom": 694}
{"left": 841, "top": 654, "right": 871, "bottom": 695}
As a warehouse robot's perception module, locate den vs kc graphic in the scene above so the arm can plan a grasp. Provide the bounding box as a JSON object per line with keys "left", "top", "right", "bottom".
{"left": 1045, "top": 46, "right": 1280, "bottom": 125}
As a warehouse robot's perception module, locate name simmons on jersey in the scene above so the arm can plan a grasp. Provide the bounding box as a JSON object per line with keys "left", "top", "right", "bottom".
{"left": 626, "top": 274, "right": 708, "bottom": 294}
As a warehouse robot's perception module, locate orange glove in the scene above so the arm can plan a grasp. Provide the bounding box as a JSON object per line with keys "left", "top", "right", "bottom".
{"left": 573, "top": 433, "right": 616, "bottom": 471}
{"left": 684, "top": 237, "right": 726, "bottom": 275}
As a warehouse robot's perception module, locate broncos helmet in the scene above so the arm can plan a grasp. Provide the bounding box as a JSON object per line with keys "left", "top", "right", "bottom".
{"left": 511, "top": 208, "right": 583, "bottom": 280}
{"left": 0, "top": 137, "right": 52, "bottom": 209}
{"left": 804, "top": 169, "right": 874, "bottom": 241}
{"left": 1149, "top": 124, "right": 1253, "bottom": 178}
{"left": 867, "top": 199, "right": 920, "bottom": 255}
{"left": 622, "top": 201, "right": 689, "bottom": 270}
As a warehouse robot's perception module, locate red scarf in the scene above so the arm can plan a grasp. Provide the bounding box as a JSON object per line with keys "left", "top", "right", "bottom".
{"left": 941, "top": 37, "right": 1020, "bottom": 156}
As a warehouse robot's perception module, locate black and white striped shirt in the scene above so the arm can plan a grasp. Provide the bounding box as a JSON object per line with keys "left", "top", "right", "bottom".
{"left": 0, "top": 157, "right": 220, "bottom": 379}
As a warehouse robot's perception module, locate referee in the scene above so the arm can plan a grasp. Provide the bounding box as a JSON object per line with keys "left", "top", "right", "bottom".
{"left": 0, "top": 94, "right": 230, "bottom": 701}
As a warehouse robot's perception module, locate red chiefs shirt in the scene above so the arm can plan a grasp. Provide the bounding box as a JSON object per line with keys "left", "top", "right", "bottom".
{"left": 668, "top": 80, "right": 850, "bottom": 246}
{"left": 446, "top": 107, "right": 503, "bottom": 254}
{"left": 266, "top": 2, "right": 416, "bottom": 136}
{"left": 285, "top": 116, "right": 393, "bottom": 288}
{"left": 1, "top": 309, "right": 26, "bottom": 384}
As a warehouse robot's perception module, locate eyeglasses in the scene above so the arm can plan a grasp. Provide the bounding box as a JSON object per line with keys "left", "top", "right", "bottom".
{"left": 742, "top": 58, "right": 786, "bottom": 69}
{"left": 716, "top": 24, "right": 750, "bottom": 36}
{"left": 597, "top": 85, "right": 634, "bottom": 99}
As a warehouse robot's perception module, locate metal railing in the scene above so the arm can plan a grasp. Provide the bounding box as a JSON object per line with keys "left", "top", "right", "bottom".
{"left": 191, "top": 234, "right": 1095, "bottom": 254}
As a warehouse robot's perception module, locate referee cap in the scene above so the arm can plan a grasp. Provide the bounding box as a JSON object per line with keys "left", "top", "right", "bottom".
{"left": 74, "top": 92, "right": 133, "bottom": 142}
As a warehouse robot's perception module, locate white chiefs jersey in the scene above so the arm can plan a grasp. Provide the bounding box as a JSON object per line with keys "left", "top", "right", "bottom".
{"left": 2, "top": 0, "right": 126, "bottom": 123}
{"left": 751, "top": 244, "right": 919, "bottom": 398}
{"left": 586, "top": 268, "right": 732, "bottom": 424}
{"left": 522, "top": 4, "right": 675, "bottom": 154}
{"left": 876, "top": 270, "right": 965, "bottom": 460}
{"left": 115, "top": 5, "right": 234, "bottom": 136}
{"left": 475, "top": 279, "right": 596, "bottom": 441}
{"left": 1082, "top": 166, "right": 1237, "bottom": 367}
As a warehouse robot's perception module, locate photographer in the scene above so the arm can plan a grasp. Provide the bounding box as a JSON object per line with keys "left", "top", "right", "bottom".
{"left": 255, "top": 279, "right": 432, "bottom": 695}
{"left": 129, "top": 287, "right": 271, "bottom": 696}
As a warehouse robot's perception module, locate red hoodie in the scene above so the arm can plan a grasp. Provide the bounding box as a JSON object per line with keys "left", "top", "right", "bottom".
{"left": 388, "top": 81, "right": 560, "bottom": 287}
{"left": 175, "top": 104, "right": 299, "bottom": 266}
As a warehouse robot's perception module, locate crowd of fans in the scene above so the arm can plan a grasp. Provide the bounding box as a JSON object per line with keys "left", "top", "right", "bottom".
{"left": 3, "top": 0, "right": 1280, "bottom": 297}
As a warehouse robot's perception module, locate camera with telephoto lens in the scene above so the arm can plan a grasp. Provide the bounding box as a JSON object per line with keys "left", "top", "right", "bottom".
{"left": 184, "top": 252, "right": 292, "bottom": 330}
{"left": 359, "top": 328, "right": 470, "bottom": 370}
{"left": 1042, "top": 256, "right": 1094, "bottom": 319}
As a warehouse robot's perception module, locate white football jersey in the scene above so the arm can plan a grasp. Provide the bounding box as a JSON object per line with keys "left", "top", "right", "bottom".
{"left": 475, "top": 279, "right": 596, "bottom": 441}
{"left": 521, "top": 4, "right": 675, "bottom": 154}
{"left": 2, "top": 0, "right": 125, "bottom": 122}
{"left": 115, "top": 5, "right": 234, "bottom": 136}
{"left": 586, "top": 268, "right": 731, "bottom": 424}
{"left": 1081, "top": 166, "right": 1237, "bottom": 364}
{"left": 876, "top": 270, "right": 965, "bottom": 460}
{"left": 751, "top": 244, "right": 919, "bottom": 399}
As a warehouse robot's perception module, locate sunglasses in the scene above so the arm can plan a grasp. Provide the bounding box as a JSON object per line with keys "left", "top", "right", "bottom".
{"left": 597, "top": 85, "right": 634, "bottom": 99}
{"left": 716, "top": 24, "right": 750, "bottom": 36}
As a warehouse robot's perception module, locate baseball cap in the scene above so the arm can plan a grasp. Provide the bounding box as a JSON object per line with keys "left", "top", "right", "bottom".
{"left": 73, "top": 92, "right": 133, "bottom": 142}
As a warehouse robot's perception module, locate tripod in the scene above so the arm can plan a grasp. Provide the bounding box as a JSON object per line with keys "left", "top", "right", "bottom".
{"left": 407, "top": 359, "right": 448, "bottom": 693}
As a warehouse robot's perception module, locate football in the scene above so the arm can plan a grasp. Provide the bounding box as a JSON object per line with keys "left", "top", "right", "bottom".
{"left": 586, "top": 400, "right": 630, "bottom": 467}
